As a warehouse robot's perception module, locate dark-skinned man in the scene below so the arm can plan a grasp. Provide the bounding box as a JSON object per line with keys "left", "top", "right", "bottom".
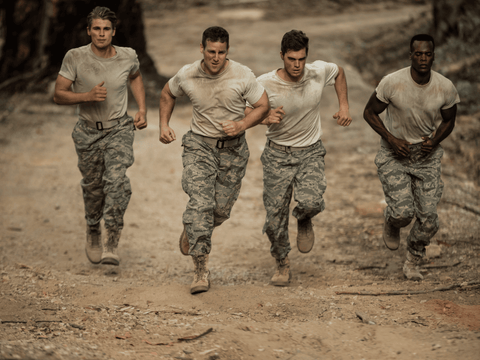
{"left": 363, "top": 34, "right": 459, "bottom": 280}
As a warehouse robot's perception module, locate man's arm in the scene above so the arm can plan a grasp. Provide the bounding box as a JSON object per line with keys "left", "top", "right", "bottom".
{"left": 222, "top": 90, "right": 270, "bottom": 136}
{"left": 245, "top": 105, "right": 285, "bottom": 126}
{"left": 129, "top": 70, "right": 147, "bottom": 130}
{"left": 363, "top": 91, "right": 411, "bottom": 157}
{"left": 421, "top": 104, "right": 457, "bottom": 153}
{"left": 159, "top": 82, "right": 177, "bottom": 144}
{"left": 333, "top": 66, "right": 352, "bottom": 127}
{"left": 53, "top": 75, "right": 106, "bottom": 105}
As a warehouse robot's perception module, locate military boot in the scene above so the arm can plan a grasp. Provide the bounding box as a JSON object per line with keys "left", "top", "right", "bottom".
{"left": 190, "top": 254, "right": 210, "bottom": 294}
{"left": 383, "top": 219, "right": 400, "bottom": 250}
{"left": 101, "top": 229, "right": 121, "bottom": 266}
{"left": 271, "top": 256, "right": 291, "bottom": 286}
{"left": 297, "top": 218, "right": 314, "bottom": 253}
{"left": 85, "top": 224, "right": 102, "bottom": 264}
{"left": 179, "top": 226, "right": 190, "bottom": 256}
{"left": 403, "top": 251, "right": 424, "bottom": 281}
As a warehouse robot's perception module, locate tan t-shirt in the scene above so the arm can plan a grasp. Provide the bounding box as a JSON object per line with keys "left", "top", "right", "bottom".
{"left": 376, "top": 67, "right": 460, "bottom": 145}
{"left": 168, "top": 59, "right": 265, "bottom": 138}
{"left": 256, "top": 60, "right": 338, "bottom": 147}
{"left": 59, "top": 44, "right": 140, "bottom": 122}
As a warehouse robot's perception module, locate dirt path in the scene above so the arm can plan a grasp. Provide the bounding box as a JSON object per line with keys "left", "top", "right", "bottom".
{"left": 1, "top": 3, "right": 480, "bottom": 360}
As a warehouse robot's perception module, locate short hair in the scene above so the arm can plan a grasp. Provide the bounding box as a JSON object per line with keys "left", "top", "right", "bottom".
{"left": 281, "top": 30, "right": 309, "bottom": 55}
{"left": 410, "top": 34, "right": 435, "bottom": 52}
{"left": 87, "top": 6, "right": 117, "bottom": 29}
{"left": 202, "top": 26, "right": 229, "bottom": 49}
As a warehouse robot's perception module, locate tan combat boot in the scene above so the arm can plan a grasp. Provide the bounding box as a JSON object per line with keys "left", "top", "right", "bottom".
{"left": 297, "top": 218, "right": 314, "bottom": 253}
{"left": 101, "top": 229, "right": 121, "bottom": 266}
{"left": 85, "top": 224, "right": 102, "bottom": 264}
{"left": 190, "top": 254, "right": 210, "bottom": 294}
{"left": 179, "top": 226, "right": 190, "bottom": 256}
{"left": 383, "top": 219, "right": 400, "bottom": 250}
{"left": 271, "top": 256, "right": 291, "bottom": 286}
{"left": 403, "top": 251, "right": 424, "bottom": 281}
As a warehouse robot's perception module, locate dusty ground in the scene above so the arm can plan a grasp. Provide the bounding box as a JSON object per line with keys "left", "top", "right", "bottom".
{"left": 1, "top": 2, "right": 480, "bottom": 360}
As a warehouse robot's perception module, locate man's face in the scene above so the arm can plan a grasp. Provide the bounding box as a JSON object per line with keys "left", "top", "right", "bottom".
{"left": 200, "top": 40, "right": 229, "bottom": 76}
{"left": 281, "top": 48, "right": 307, "bottom": 81}
{"left": 410, "top": 41, "right": 434, "bottom": 74}
{"left": 87, "top": 18, "right": 115, "bottom": 50}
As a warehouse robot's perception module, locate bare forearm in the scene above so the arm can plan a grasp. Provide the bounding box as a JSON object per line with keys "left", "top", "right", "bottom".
{"left": 53, "top": 89, "right": 91, "bottom": 105}
{"left": 239, "top": 104, "right": 269, "bottom": 131}
{"left": 130, "top": 75, "right": 146, "bottom": 113}
{"left": 159, "top": 92, "right": 176, "bottom": 127}
{"left": 363, "top": 108, "right": 394, "bottom": 142}
{"left": 334, "top": 67, "right": 349, "bottom": 111}
{"left": 431, "top": 120, "right": 455, "bottom": 146}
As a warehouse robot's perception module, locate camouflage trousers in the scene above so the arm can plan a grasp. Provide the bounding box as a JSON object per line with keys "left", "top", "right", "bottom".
{"left": 261, "top": 139, "right": 327, "bottom": 260}
{"left": 181, "top": 131, "right": 249, "bottom": 256}
{"left": 72, "top": 115, "right": 135, "bottom": 231}
{"left": 375, "top": 143, "right": 444, "bottom": 257}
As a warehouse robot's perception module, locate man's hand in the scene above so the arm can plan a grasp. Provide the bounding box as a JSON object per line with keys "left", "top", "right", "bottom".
{"left": 160, "top": 125, "right": 176, "bottom": 144}
{"left": 222, "top": 120, "right": 245, "bottom": 137}
{"left": 333, "top": 109, "right": 352, "bottom": 127}
{"left": 421, "top": 136, "right": 435, "bottom": 153}
{"left": 134, "top": 110, "right": 147, "bottom": 130}
{"left": 262, "top": 106, "right": 285, "bottom": 125}
{"left": 388, "top": 137, "right": 411, "bottom": 157}
{"left": 89, "top": 81, "right": 107, "bottom": 102}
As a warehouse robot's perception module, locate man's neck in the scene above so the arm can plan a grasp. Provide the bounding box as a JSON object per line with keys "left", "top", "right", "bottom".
{"left": 277, "top": 68, "right": 303, "bottom": 83}
{"left": 410, "top": 67, "right": 431, "bottom": 85}
{"left": 91, "top": 43, "right": 116, "bottom": 59}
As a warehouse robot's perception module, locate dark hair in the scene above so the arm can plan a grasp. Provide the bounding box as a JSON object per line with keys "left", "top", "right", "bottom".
{"left": 410, "top": 34, "right": 435, "bottom": 52}
{"left": 202, "top": 26, "right": 229, "bottom": 49}
{"left": 281, "top": 30, "right": 309, "bottom": 55}
{"left": 87, "top": 6, "right": 117, "bottom": 29}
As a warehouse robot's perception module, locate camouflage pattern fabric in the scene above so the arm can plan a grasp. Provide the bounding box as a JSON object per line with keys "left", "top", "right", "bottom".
{"left": 375, "top": 143, "right": 444, "bottom": 257}
{"left": 261, "top": 140, "right": 327, "bottom": 260}
{"left": 181, "top": 131, "right": 249, "bottom": 256}
{"left": 72, "top": 116, "right": 135, "bottom": 231}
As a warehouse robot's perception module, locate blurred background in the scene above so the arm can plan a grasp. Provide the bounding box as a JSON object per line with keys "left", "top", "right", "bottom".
{"left": 0, "top": 0, "right": 479, "bottom": 181}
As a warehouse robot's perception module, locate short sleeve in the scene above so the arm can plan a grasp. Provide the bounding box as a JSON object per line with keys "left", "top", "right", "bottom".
{"left": 168, "top": 71, "right": 186, "bottom": 98}
{"left": 375, "top": 75, "right": 392, "bottom": 105}
{"left": 441, "top": 81, "right": 460, "bottom": 110}
{"left": 58, "top": 50, "right": 76, "bottom": 82}
{"left": 243, "top": 70, "right": 265, "bottom": 106}
{"left": 323, "top": 62, "right": 339, "bottom": 87}
{"left": 130, "top": 50, "right": 140, "bottom": 75}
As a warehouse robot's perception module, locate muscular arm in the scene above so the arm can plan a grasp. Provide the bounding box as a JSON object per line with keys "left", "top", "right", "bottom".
{"left": 363, "top": 91, "right": 411, "bottom": 157}
{"left": 53, "top": 74, "right": 106, "bottom": 105}
{"left": 421, "top": 104, "right": 457, "bottom": 153}
{"left": 222, "top": 90, "right": 270, "bottom": 136}
{"left": 333, "top": 66, "right": 352, "bottom": 126}
{"left": 159, "top": 82, "right": 177, "bottom": 144}
{"left": 129, "top": 70, "right": 147, "bottom": 129}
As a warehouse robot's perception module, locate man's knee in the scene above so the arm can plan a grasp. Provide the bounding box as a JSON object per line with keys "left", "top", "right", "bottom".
{"left": 421, "top": 214, "right": 440, "bottom": 235}
{"left": 387, "top": 208, "right": 415, "bottom": 228}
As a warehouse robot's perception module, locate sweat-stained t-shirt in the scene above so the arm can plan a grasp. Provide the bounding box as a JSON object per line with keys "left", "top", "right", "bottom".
{"left": 256, "top": 60, "right": 338, "bottom": 147}
{"left": 168, "top": 59, "right": 265, "bottom": 138}
{"left": 376, "top": 66, "right": 460, "bottom": 146}
{"left": 59, "top": 44, "right": 140, "bottom": 122}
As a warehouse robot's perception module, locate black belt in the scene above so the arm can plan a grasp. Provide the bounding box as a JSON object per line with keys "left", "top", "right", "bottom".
{"left": 268, "top": 140, "right": 316, "bottom": 152}
{"left": 192, "top": 132, "right": 245, "bottom": 149}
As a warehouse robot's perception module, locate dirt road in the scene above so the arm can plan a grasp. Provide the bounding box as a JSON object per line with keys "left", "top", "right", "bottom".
{"left": 1, "top": 3, "right": 479, "bottom": 360}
